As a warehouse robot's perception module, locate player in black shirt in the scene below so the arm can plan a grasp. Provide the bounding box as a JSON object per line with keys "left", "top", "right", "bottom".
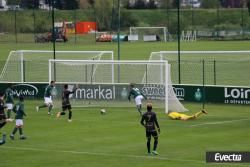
{"left": 140, "top": 103, "right": 160, "bottom": 155}
{"left": 0, "top": 92, "right": 7, "bottom": 145}
{"left": 56, "top": 84, "right": 77, "bottom": 122}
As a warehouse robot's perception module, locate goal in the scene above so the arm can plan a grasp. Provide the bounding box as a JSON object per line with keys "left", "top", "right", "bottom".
{"left": 48, "top": 60, "right": 172, "bottom": 113}
{"left": 49, "top": 59, "right": 188, "bottom": 113}
{"left": 149, "top": 51, "right": 250, "bottom": 86}
{"left": 129, "top": 27, "right": 168, "bottom": 42}
{"left": 0, "top": 50, "right": 114, "bottom": 83}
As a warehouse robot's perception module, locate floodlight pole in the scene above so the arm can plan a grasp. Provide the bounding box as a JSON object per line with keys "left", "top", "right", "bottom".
{"left": 166, "top": 0, "right": 170, "bottom": 41}
{"left": 74, "top": 9, "right": 76, "bottom": 44}
{"left": 14, "top": 8, "right": 17, "bottom": 43}
{"left": 117, "top": 0, "right": 121, "bottom": 82}
{"left": 241, "top": 5, "right": 244, "bottom": 39}
{"left": 177, "top": 0, "right": 181, "bottom": 84}
{"left": 191, "top": 0, "right": 194, "bottom": 30}
{"left": 202, "top": 59, "right": 205, "bottom": 109}
{"left": 51, "top": 0, "right": 56, "bottom": 80}
{"left": 33, "top": 0, "right": 36, "bottom": 42}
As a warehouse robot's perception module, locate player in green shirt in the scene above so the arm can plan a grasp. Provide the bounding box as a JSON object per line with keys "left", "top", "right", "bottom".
{"left": 5, "top": 84, "right": 14, "bottom": 121}
{"left": 128, "top": 83, "right": 147, "bottom": 115}
{"left": 10, "top": 96, "right": 26, "bottom": 140}
{"left": 36, "top": 81, "right": 56, "bottom": 115}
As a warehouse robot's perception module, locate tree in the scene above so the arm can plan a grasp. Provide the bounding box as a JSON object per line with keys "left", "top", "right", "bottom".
{"left": 48, "top": 0, "right": 78, "bottom": 9}
{"left": 172, "top": 0, "right": 179, "bottom": 8}
{"left": 20, "top": 0, "right": 40, "bottom": 9}
{"left": 78, "top": 0, "right": 91, "bottom": 9}
{"left": 41, "top": 0, "right": 79, "bottom": 9}
{"left": 94, "top": 0, "right": 113, "bottom": 30}
{"left": 201, "top": 0, "right": 220, "bottom": 8}
{"left": 88, "top": 0, "right": 95, "bottom": 6}
{"left": 159, "top": 0, "right": 173, "bottom": 9}
{"left": 148, "top": 0, "right": 157, "bottom": 8}
{"left": 7, "top": 0, "right": 21, "bottom": 5}
{"left": 247, "top": 0, "right": 250, "bottom": 15}
{"left": 123, "top": 0, "right": 131, "bottom": 9}
{"left": 134, "top": 0, "right": 146, "bottom": 9}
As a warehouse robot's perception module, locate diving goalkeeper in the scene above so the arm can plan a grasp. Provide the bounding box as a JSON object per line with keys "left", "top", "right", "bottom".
{"left": 168, "top": 109, "right": 207, "bottom": 121}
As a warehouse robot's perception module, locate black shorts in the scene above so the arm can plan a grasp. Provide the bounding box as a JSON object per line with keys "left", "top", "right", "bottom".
{"left": 146, "top": 130, "right": 158, "bottom": 138}
{"left": 62, "top": 104, "right": 71, "bottom": 111}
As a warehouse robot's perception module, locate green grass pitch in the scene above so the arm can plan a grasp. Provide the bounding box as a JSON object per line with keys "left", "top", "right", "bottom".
{"left": 1, "top": 101, "right": 250, "bottom": 167}
{"left": 0, "top": 41, "right": 250, "bottom": 167}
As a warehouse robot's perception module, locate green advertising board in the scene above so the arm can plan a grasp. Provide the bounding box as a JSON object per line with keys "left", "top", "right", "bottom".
{"left": 0, "top": 83, "right": 249, "bottom": 105}
{"left": 174, "top": 85, "right": 250, "bottom": 105}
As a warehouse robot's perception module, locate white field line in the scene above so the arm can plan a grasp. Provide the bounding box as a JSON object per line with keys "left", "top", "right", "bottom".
{"left": 2, "top": 146, "right": 250, "bottom": 167}
{"left": 2, "top": 146, "right": 203, "bottom": 164}
{"left": 190, "top": 119, "right": 250, "bottom": 127}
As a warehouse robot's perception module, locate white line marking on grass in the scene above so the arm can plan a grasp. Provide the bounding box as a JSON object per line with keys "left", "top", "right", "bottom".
{"left": 2, "top": 146, "right": 250, "bottom": 167}
{"left": 2, "top": 146, "right": 203, "bottom": 164}
{"left": 190, "top": 119, "right": 250, "bottom": 127}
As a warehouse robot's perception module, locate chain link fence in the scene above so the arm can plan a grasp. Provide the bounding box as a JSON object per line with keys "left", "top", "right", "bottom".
{"left": 169, "top": 59, "right": 250, "bottom": 86}
{"left": 0, "top": 7, "right": 250, "bottom": 43}
{"left": 0, "top": 58, "right": 249, "bottom": 87}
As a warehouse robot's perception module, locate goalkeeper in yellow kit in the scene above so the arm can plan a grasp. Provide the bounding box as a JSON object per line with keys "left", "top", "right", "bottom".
{"left": 168, "top": 109, "right": 207, "bottom": 121}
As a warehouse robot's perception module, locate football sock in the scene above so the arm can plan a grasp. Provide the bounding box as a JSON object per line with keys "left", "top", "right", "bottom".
{"left": 48, "top": 105, "right": 53, "bottom": 113}
{"left": 137, "top": 105, "right": 142, "bottom": 115}
{"left": 0, "top": 139, "right": 4, "bottom": 145}
{"left": 18, "top": 128, "right": 23, "bottom": 135}
{"left": 7, "top": 110, "right": 11, "bottom": 119}
{"left": 12, "top": 127, "right": 18, "bottom": 135}
{"left": 147, "top": 138, "right": 151, "bottom": 153}
{"left": 68, "top": 110, "right": 72, "bottom": 120}
{"left": 153, "top": 138, "right": 158, "bottom": 151}
{"left": 195, "top": 111, "right": 203, "bottom": 118}
{"left": 60, "top": 112, "right": 66, "bottom": 115}
{"left": 0, "top": 122, "right": 6, "bottom": 129}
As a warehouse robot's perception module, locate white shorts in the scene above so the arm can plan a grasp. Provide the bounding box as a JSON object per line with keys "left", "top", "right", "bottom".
{"left": 6, "top": 103, "right": 13, "bottom": 110}
{"left": 16, "top": 119, "right": 23, "bottom": 126}
{"left": 135, "top": 95, "right": 144, "bottom": 106}
{"left": 44, "top": 97, "right": 53, "bottom": 105}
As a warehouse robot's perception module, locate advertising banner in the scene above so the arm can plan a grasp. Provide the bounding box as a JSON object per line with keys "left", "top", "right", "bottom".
{"left": 173, "top": 85, "right": 250, "bottom": 105}
{"left": 0, "top": 83, "right": 249, "bottom": 105}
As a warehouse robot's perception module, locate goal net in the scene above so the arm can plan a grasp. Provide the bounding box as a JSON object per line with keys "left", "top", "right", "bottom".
{"left": 149, "top": 51, "right": 250, "bottom": 86}
{"left": 0, "top": 50, "right": 114, "bottom": 83}
{"left": 49, "top": 59, "right": 187, "bottom": 113}
{"left": 129, "top": 27, "right": 168, "bottom": 42}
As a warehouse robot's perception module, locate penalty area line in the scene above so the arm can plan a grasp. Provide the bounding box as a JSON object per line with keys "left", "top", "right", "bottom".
{"left": 190, "top": 118, "right": 250, "bottom": 127}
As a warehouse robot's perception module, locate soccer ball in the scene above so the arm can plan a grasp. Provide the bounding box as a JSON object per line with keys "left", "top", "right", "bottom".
{"left": 100, "top": 108, "right": 106, "bottom": 114}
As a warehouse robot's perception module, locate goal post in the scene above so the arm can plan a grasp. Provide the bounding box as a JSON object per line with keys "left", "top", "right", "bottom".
{"left": 49, "top": 59, "right": 173, "bottom": 113}
{"left": 129, "top": 27, "right": 167, "bottom": 42}
{"left": 0, "top": 50, "right": 114, "bottom": 83}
